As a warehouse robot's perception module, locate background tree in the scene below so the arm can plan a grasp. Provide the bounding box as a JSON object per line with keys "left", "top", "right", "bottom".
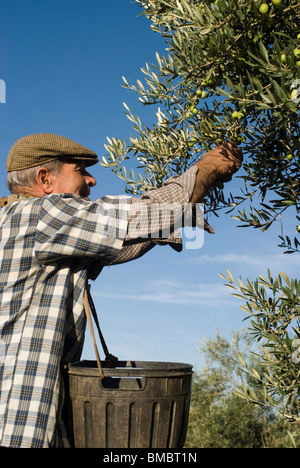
{"left": 185, "top": 329, "right": 300, "bottom": 448}
{"left": 219, "top": 270, "right": 300, "bottom": 426}
{"left": 101, "top": 0, "right": 300, "bottom": 430}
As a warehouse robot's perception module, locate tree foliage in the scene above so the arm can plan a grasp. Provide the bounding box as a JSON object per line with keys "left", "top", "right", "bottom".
{"left": 219, "top": 270, "right": 300, "bottom": 424}
{"left": 185, "top": 329, "right": 300, "bottom": 448}
{"left": 102, "top": 0, "right": 300, "bottom": 245}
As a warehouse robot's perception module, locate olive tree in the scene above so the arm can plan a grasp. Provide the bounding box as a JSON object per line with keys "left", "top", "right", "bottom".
{"left": 103, "top": 0, "right": 300, "bottom": 239}
{"left": 102, "top": 0, "right": 300, "bottom": 420}
{"left": 186, "top": 329, "right": 299, "bottom": 447}
{"left": 220, "top": 270, "right": 300, "bottom": 427}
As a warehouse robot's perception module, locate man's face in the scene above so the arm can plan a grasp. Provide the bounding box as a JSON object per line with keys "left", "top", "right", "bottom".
{"left": 51, "top": 161, "right": 96, "bottom": 200}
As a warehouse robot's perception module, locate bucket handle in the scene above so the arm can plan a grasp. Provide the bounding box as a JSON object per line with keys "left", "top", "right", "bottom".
{"left": 83, "top": 286, "right": 118, "bottom": 380}
{"left": 99, "top": 375, "right": 147, "bottom": 391}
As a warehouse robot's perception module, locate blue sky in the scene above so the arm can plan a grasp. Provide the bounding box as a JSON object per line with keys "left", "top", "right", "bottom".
{"left": 0, "top": 0, "right": 298, "bottom": 370}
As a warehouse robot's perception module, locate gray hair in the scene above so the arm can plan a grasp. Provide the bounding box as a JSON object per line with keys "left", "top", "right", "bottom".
{"left": 6, "top": 159, "right": 64, "bottom": 193}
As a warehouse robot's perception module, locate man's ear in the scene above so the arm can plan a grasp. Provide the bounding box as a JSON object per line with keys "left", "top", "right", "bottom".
{"left": 35, "top": 167, "right": 55, "bottom": 194}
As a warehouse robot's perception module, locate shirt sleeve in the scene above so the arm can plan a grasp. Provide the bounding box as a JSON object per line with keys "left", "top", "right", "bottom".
{"left": 34, "top": 194, "right": 131, "bottom": 264}
{"left": 128, "top": 165, "right": 199, "bottom": 246}
{"left": 139, "top": 165, "right": 198, "bottom": 204}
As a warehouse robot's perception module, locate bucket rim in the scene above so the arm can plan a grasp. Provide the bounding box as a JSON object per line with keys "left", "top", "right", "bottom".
{"left": 66, "top": 359, "right": 193, "bottom": 378}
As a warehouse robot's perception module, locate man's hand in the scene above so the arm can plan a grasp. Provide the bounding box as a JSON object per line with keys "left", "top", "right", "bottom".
{"left": 191, "top": 142, "right": 243, "bottom": 203}
{"left": 200, "top": 142, "right": 243, "bottom": 182}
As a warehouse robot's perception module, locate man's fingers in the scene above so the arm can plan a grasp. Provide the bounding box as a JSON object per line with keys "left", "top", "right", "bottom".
{"left": 227, "top": 142, "right": 243, "bottom": 164}
{"left": 219, "top": 142, "right": 243, "bottom": 163}
{"left": 199, "top": 142, "right": 243, "bottom": 184}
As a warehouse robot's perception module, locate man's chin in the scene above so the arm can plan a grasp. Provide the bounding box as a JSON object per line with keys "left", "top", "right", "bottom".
{"left": 78, "top": 191, "right": 91, "bottom": 201}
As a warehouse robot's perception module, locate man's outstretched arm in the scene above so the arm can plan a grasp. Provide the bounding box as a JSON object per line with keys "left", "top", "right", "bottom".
{"left": 111, "top": 142, "right": 243, "bottom": 264}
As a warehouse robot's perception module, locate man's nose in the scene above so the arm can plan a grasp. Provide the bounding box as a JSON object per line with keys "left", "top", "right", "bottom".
{"left": 85, "top": 172, "right": 97, "bottom": 187}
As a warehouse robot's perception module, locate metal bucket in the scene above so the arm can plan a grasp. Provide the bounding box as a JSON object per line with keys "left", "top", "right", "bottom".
{"left": 66, "top": 360, "right": 193, "bottom": 448}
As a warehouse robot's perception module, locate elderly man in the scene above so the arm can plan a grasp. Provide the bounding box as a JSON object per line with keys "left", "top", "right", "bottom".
{"left": 0, "top": 133, "right": 242, "bottom": 448}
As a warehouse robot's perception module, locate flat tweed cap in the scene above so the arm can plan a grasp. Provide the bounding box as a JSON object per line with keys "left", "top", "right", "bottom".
{"left": 6, "top": 133, "right": 99, "bottom": 172}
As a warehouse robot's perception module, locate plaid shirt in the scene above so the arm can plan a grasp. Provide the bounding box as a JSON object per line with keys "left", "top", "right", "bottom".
{"left": 0, "top": 166, "right": 199, "bottom": 448}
